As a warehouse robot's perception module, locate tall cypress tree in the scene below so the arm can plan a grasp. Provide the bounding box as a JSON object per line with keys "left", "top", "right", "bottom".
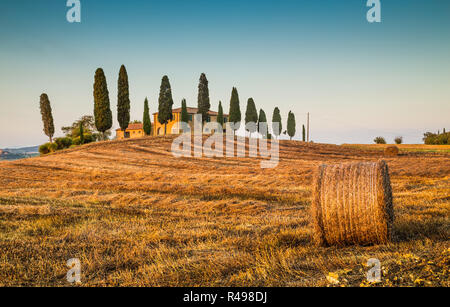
{"left": 258, "top": 109, "right": 268, "bottom": 139}
{"left": 197, "top": 73, "right": 210, "bottom": 123}
{"left": 229, "top": 87, "right": 241, "bottom": 132}
{"left": 39, "top": 93, "right": 55, "bottom": 143}
{"left": 217, "top": 101, "right": 224, "bottom": 127}
{"left": 181, "top": 99, "right": 189, "bottom": 123}
{"left": 272, "top": 107, "right": 282, "bottom": 139}
{"left": 158, "top": 75, "right": 174, "bottom": 135}
{"left": 143, "top": 97, "right": 151, "bottom": 135}
{"left": 287, "top": 111, "right": 296, "bottom": 140}
{"left": 245, "top": 98, "right": 258, "bottom": 137}
{"left": 117, "top": 65, "right": 130, "bottom": 135}
{"left": 302, "top": 124, "right": 306, "bottom": 142}
{"left": 93, "top": 68, "right": 112, "bottom": 139}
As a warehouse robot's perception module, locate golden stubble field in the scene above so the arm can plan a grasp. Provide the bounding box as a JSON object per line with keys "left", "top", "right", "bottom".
{"left": 0, "top": 136, "right": 448, "bottom": 286}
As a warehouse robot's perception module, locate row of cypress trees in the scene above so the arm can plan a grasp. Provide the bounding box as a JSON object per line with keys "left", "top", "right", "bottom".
{"left": 229, "top": 87, "right": 298, "bottom": 140}
{"left": 93, "top": 66, "right": 154, "bottom": 138}
{"left": 93, "top": 69, "right": 301, "bottom": 140}
{"left": 39, "top": 65, "right": 144, "bottom": 144}
{"left": 40, "top": 69, "right": 301, "bottom": 143}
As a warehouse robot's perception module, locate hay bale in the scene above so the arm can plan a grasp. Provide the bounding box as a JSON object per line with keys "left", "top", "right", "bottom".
{"left": 384, "top": 145, "right": 399, "bottom": 156}
{"left": 311, "top": 160, "right": 394, "bottom": 246}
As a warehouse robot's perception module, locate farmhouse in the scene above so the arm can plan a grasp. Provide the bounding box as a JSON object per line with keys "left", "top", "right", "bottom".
{"left": 115, "top": 123, "right": 145, "bottom": 140}
{"left": 152, "top": 107, "right": 229, "bottom": 136}
{"left": 115, "top": 108, "right": 230, "bottom": 139}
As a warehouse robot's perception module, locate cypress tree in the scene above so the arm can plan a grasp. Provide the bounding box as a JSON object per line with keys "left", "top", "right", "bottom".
{"left": 181, "top": 99, "right": 189, "bottom": 123}
{"left": 302, "top": 125, "right": 306, "bottom": 142}
{"left": 287, "top": 111, "right": 296, "bottom": 140}
{"left": 158, "top": 75, "right": 174, "bottom": 135}
{"left": 258, "top": 109, "right": 268, "bottom": 138}
{"left": 39, "top": 93, "right": 55, "bottom": 143}
{"left": 217, "top": 101, "right": 224, "bottom": 127}
{"left": 93, "top": 68, "right": 112, "bottom": 139}
{"left": 229, "top": 87, "right": 241, "bottom": 132}
{"left": 117, "top": 65, "right": 130, "bottom": 135}
{"left": 272, "top": 107, "right": 282, "bottom": 139}
{"left": 143, "top": 97, "right": 151, "bottom": 135}
{"left": 197, "top": 73, "right": 210, "bottom": 123}
{"left": 245, "top": 98, "right": 258, "bottom": 137}
{"left": 79, "top": 122, "right": 84, "bottom": 144}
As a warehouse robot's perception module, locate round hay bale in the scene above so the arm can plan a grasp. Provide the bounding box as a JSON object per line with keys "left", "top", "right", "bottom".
{"left": 311, "top": 160, "right": 394, "bottom": 246}
{"left": 384, "top": 145, "right": 399, "bottom": 156}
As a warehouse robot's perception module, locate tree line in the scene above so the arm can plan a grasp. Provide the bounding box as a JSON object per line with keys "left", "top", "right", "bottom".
{"left": 153, "top": 73, "right": 301, "bottom": 140}
{"left": 39, "top": 68, "right": 304, "bottom": 153}
{"left": 423, "top": 129, "right": 449, "bottom": 145}
{"left": 373, "top": 130, "right": 449, "bottom": 145}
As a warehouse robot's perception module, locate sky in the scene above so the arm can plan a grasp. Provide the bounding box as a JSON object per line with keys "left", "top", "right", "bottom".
{"left": 0, "top": 0, "right": 449, "bottom": 148}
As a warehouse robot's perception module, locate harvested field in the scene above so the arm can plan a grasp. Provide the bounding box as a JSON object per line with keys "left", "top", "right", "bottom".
{"left": 0, "top": 136, "right": 448, "bottom": 286}
{"left": 343, "top": 144, "right": 450, "bottom": 154}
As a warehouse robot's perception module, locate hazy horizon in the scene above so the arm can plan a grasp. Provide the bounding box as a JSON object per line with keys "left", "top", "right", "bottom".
{"left": 1, "top": 0, "right": 449, "bottom": 148}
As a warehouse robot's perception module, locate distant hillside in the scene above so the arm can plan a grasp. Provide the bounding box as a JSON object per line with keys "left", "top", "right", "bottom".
{"left": 3, "top": 146, "right": 39, "bottom": 154}
{"left": 0, "top": 146, "right": 39, "bottom": 161}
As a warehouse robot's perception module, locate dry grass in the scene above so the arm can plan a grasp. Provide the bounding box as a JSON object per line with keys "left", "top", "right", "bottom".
{"left": 0, "top": 136, "right": 448, "bottom": 287}
{"left": 311, "top": 161, "right": 394, "bottom": 247}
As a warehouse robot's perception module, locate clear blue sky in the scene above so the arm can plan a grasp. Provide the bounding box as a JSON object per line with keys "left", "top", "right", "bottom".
{"left": 0, "top": 0, "right": 449, "bottom": 147}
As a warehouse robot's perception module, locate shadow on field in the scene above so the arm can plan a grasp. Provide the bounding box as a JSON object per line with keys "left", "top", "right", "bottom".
{"left": 392, "top": 218, "right": 449, "bottom": 243}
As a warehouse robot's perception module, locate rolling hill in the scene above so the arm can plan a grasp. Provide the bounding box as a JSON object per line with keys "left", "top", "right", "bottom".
{"left": 0, "top": 136, "right": 448, "bottom": 286}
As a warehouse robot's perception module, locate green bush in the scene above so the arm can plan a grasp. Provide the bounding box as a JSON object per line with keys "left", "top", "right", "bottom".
{"left": 55, "top": 137, "right": 73, "bottom": 150}
{"left": 39, "top": 144, "right": 50, "bottom": 155}
{"left": 423, "top": 132, "right": 449, "bottom": 145}
{"left": 49, "top": 143, "right": 58, "bottom": 152}
{"left": 437, "top": 133, "right": 449, "bottom": 145}
{"left": 423, "top": 133, "right": 436, "bottom": 145}
{"left": 394, "top": 136, "right": 403, "bottom": 144}
{"left": 39, "top": 143, "right": 58, "bottom": 155}
{"left": 73, "top": 133, "right": 94, "bottom": 145}
{"left": 374, "top": 136, "right": 387, "bottom": 144}
{"left": 72, "top": 137, "right": 81, "bottom": 145}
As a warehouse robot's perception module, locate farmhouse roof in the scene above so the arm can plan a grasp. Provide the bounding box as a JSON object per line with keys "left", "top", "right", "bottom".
{"left": 153, "top": 107, "right": 228, "bottom": 116}
{"left": 115, "top": 123, "right": 144, "bottom": 131}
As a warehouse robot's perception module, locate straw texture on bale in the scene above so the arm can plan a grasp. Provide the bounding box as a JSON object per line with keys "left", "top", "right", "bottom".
{"left": 311, "top": 160, "right": 394, "bottom": 246}
{"left": 384, "top": 145, "right": 399, "bottom": 156}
